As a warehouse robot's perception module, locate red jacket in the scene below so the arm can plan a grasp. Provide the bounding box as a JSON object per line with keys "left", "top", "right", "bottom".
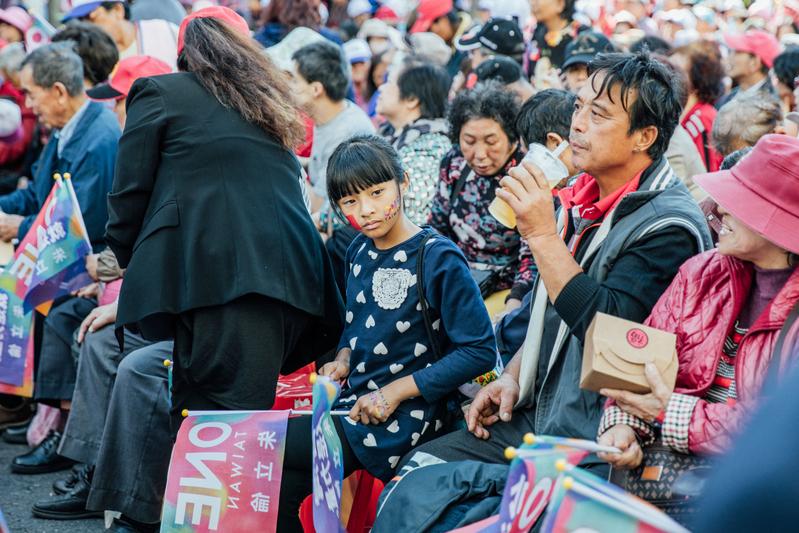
{"left": 681, "top": 102, "right": 722, "bottom": 172}
{"left": 644, "top": 250, "right": 799, "bottom": 454}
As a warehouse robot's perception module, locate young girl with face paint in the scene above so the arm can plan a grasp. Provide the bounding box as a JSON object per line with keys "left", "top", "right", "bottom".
{"left": 276, "top": 135, "right": 497, "bottom": 532}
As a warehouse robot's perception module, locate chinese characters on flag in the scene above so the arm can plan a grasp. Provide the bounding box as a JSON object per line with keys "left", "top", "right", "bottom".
{"left": 312, "top": 374, "right": 347, "bottom": 533}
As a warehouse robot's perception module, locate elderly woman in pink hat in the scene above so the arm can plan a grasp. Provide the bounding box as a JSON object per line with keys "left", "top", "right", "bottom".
{"left": 0, "top": 6, "right": 32, "bottom": 44}
{"left": 596, "top": 133, "right": 799, "bottom": 471}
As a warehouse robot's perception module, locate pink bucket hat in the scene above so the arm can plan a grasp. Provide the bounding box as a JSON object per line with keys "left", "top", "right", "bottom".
{"left": 694, "top": 134, "right": 799, "bottom": 254}
{"left": 0, "top": 6, "right": 33, "bottom": 34}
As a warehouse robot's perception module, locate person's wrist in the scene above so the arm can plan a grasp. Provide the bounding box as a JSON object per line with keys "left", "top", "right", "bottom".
{"left": 524, "top": 230, "right": 560, "bottom": 249}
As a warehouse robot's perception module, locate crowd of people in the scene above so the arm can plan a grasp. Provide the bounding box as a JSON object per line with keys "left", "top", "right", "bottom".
{"left": 0, "top": 0, "right": 798, "bottom": 531}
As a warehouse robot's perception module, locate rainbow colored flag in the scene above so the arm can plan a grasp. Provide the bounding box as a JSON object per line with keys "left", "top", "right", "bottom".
{"left": 311, "top": 374, "right": 346, "bottom": 533}
{"left": 0, "top": 174, "right": 92, "bottom": 393}
{"left": 540, "top": 465, "right": 688, "bottom": 533}
{"left": 160, "top": 410, "right": 289, "bottom": 533}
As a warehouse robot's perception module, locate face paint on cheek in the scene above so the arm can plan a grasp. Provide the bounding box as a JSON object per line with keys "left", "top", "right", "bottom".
{"left": 383, "top": 197, "right": 401, "bottom": 221}
{"left": 346, "top": 214, "right": 362, "bottom": 231}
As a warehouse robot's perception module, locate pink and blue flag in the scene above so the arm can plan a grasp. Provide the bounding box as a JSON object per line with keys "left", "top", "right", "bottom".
{"left": 311, "top": 374, "right": 347, "bottom": 533}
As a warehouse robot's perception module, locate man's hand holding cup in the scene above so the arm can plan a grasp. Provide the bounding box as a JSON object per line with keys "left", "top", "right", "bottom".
{"left": 496, "top": 159, "right": 560, "bottom": 242}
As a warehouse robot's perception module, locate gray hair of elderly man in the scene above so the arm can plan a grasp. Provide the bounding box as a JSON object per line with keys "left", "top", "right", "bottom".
{"left": 712, "top": 93, "right": 784, "bottom": 157}
{"left": 20, "top": 42, "right": 84, "bottom": 97}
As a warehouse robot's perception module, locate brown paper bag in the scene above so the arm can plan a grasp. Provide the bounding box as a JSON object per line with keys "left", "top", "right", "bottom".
{"left": 580, "top": 312, "right": 678, "bottom": 394}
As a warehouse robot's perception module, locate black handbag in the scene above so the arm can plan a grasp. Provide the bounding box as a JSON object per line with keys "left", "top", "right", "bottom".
{"left": 609, "top": 299, "right": 799, "bottom": 526}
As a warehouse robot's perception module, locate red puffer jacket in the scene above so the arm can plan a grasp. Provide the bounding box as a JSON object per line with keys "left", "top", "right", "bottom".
{"left": 643, "top": 250, "right": 799, "bottom": 454}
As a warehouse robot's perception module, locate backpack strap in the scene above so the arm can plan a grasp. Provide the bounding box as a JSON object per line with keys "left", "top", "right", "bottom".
{"left": 415, "top": 232, "right": 442, "bottom": 359}
{"left": 449, "top": 167, "right": 472, "bottom": 205}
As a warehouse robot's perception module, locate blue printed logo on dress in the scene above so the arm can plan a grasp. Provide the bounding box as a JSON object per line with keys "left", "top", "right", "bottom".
{"left": 372, "top": 268, "right": 415, "bottom": 310}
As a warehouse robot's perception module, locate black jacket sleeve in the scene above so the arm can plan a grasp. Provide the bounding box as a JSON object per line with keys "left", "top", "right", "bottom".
{"left": 553, "top": 225, "right": 700, "bottom": 344}
{"left": 105, "top": 78, "right": 166, "bottom": 268}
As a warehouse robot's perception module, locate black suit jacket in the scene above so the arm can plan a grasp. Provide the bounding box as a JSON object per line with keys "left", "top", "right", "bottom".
{"left": 106, "top": 72, "right": 343, "bottom": 371}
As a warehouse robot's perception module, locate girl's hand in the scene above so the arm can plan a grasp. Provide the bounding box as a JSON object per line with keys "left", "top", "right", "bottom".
{"left": 349, "top": 389, "right": 395, "bottom": 425}
{"left": 319, "top": 361, "right": 350, "bottom": 381}
{"left": 348, "top": 376, "right": 417, "bottom": 425}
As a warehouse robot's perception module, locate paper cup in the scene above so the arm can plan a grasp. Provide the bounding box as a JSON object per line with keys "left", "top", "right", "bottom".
{"left": 523, "top": 143, "right": 569, "bottom": 189}
{"left": 488, "top": 196, "right": 516, "bottom": 228}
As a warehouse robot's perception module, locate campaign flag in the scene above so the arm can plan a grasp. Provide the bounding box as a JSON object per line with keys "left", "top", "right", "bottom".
{"left": 0, "top": 504, "right": 10, "bottom": 533}
{"left": 160, "top": 410, "right": 289, "bottom": 533}
{"left": 0, "top": 175, "right": 92, "bottom": 392}
{"left": 25, "top": 12, "right": 57, "bottom": 52}
{"left": 312, "top": 374, "right": 346, "bottom": 533}
{"left": 540, "top": 465, "right": 688, "bottom": 533}
{"left": 6, "top": 175, "right": 93, "bottom": 314}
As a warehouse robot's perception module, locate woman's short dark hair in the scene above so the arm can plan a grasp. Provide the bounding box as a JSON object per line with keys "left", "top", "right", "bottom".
{"left": 448, "top": 82, "right": 520, "bottom": 145}
{"left": 516, "top": 89, "right": 576, "bottom": 146}
{"left": 52, "top": 21, "right": 119, "bottom": 86}
{"left": 587, "top": 51, "right": 681, "bottom": 162}
{"left": 178, "top": 17, "right": 304, "bottom": 149}
{"left": 327, "top": 134, "right": 404, "bottom": 208}
{"left": 292, "top": 41, "right": 349, "bottom": 102}
{"left": 397, "top": 63, "right": 450, "bottom": 120}
{"left": 773, "top": 47, "right": 799, "bottom": 88}
{"left": 671, "top": 42, "right": 724, "bottom": 104}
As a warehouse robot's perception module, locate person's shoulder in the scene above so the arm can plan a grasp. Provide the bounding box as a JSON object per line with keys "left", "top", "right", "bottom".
{"left": 343, "top": 102, "right": 376, "bottom": 133}
{"left": 420, "top": 228, "right": 467, "bottom": 264}
{"left": 81, "top": 102, "right": 120, "bottom": 143}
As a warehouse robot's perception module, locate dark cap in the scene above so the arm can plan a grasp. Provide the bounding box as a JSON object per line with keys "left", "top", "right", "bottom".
{"left": 456, "top": 18, "right": 525, "bottom": 57}
{"left": 475, "top": 55, "right": 523, "bottom": 84}
{"left": 562, "top": 31, "right": 614, "bottom": 70}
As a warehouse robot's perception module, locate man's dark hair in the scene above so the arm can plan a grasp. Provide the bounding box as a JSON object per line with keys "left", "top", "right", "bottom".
{"left": 448, "top": 81, "right": 520, "bottom": 144}
{"left": 516, "top": 89, "right": 576, "bottom": 146}
{"left": 292, "top": 41, "right": 350, "bottom": 102}
{"left": 52, "top": 22, "right": 119, "bottom": 86}
{"left": 630, "top": 35, "right": 672, "bottom": 55}
{"left": 587, "top": 52, "right": 681, "bottom": 161}
{"left": 21, "top": 42, "right": 84, "bottom": 96}
{"left": 560, "top": 0, "right": 577, "bottom": 22}
{"left": 97, "top": 1, "right": 130, "bottom": 20}
{"left": 773, "top": 47, "right": 799, "bottom": 88}
{"left": 397, "top": 63, "right": 450, "bottom": 120}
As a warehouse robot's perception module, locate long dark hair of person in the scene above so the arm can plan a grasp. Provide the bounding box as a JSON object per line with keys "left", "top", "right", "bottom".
{"left": 178, "top": 16, "right": 304, "bottom": 149}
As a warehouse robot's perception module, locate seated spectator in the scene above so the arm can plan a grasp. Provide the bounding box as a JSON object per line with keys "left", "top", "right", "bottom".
{"left": 290, "top": 40, "right": 375, "bottom": 289}
{"left": 772, "top": 46, "right": 799, "bottom": 113}
{"left": 473, "top": 55, "right": 534, "bottom": 101}
{"left": 428, "top": 82, "right": 530, "bottom": 317}
{"left": 717, "top": 30, "right": 780, "bottom": 108}
{"left": 456, "top": 17, "right": 526, "bottom": 70}
{"left": 278, "top": 135, "right": 496, "bottom": 532}
{"left": 51, "top": 21, "right": 120, "bottom": 88}
{"left": 0, "top": 42, "right": 37, "bottom": 193}
{"left": 515, "top": 89, "right": 579, "bottom": 179}
{"left": 65, "top": 0, "right": 179, "bottom": 70}
{"left": 670, "top": 41, "right": 725, "bottom": 171}
{"left": 389, "top": 55, "right": 710, "bottom": 528}
{"left": 561, "top": 30, "right": 615, "bottom": 94}
{"left": 254, "top": 0, "right": 341, "bottom": 48}
{"left": 377, "top": 62, "right": 451, "bottom": 225}
{"left": 0, "top": 6, "right": 32, "bottom": 45}
{"left": 598, "top": 134, "right": 799, "bottom": 471}
{"left": 712, "top": 93, "right": 783, "bottom": 157}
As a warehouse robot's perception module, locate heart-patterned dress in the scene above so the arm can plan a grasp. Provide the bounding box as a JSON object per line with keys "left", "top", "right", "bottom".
{"left": 334, "top": 227, "right": 497, "bottom": 480}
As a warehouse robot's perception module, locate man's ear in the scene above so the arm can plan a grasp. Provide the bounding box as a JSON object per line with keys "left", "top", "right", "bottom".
{"left": 52, "top": 82, "right": 70, "bottom": 101}
{"left": 633, "top": 125, "right": 658, "bottom": 155}
{"left": 405, "top": 96, "right": 421, "bottom": 113}
{"left": 545, "top": 132, "right": 564, "bottom": 151}
{"left": 311, "top": 80, "right": 325, "bottom": 99}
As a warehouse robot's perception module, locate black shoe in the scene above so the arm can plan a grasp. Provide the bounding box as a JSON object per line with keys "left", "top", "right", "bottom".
{"left": 31, "top": 464, "right": 102, "bottom": 520}
{"left": 10, "top": 431, "right": 75, "bottom": 475}
{"left": 110, "top": 517, "right": 160, "bottom": 533}
{"left": 53, "top": 463, "right": 84, "bottom": 495}
{"left": 2, "top": 421, "right": 30, "bottom": 445}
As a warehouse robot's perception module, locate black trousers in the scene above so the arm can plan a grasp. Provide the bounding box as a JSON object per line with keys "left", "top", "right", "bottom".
{"left": 169, "top": 294, "right": 312, "bottom": 434}
{"left": 34, "top": 296, "right": 97, "bottom": 404}
{"left": 278, "top": 415, "right": 362, "bottom": 533}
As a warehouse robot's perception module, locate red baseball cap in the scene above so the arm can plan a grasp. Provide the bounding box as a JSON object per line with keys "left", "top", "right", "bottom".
{"left": 410, "top": 0, "right": 454, "bottom": 34}
{"left": 177, "top": 6, "right": 250, "bottom": 54}
{"left": 694, "top": 134, "right": 799, "bottom": 254}
{"left": 723, "top": 30, "right": 781, "bottom": 68}
{"left": 87, "top": 55, "right": 172, "bottom": 100}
